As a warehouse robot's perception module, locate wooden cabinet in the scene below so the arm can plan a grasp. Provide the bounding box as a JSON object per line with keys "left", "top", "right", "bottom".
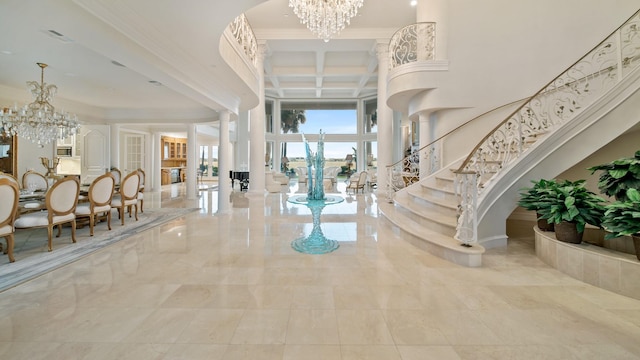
{"left": 161, "top": 169, "right": 171, "bottom": 185}
{"left": 161, "top": 136, "right": 187, "bottom": 161}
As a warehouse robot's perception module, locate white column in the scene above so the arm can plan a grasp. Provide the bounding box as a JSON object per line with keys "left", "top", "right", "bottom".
{"left": 110, "top": 124, "right": 120, "bottom": 170}
{"left": 186, "top": 124, "right": 197, "bottom": 200}
{"left": 416, "top": 0, "right": 448, "bottom": 60}
{"left": 249, "top": 43, "right": 267, "bottom": 195}
{"left": 393, "top": 111, "right": 403, "bottom": 163}
{"left": 418, "top": 112, "right": 433, "bottom": 179}
{"left": 218, "top": 110, "right": 232, "bottom": 213}
{"left": 236, "top": 111, "right": 250, "bottom": 171}
{"left": 152, "top": 132, "right": 162, "bottom": 192}
{"left": 376, "top": 41, "right": 393, "bottom": 195}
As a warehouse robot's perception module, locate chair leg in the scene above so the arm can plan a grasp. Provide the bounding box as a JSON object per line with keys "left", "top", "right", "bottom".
{"left": 71, "top": 220, "right": 76, "bottom": 243}
{"left": 89, "top": 214, "right": 95, "bottom": 236}
{"left": 47, "top": 225, "right": 53, "bottom": 252}
{"left": 139, "top": 198, "right": 144, "bottom": 213}
{"left": 5, "top": 235, "right": 14, "bottom": 263}
{"left": 134, "top": 204, "right": 138, "bottom": 221}
{"left": 56, "top": 224, "right": 62, "bottom": 238}
{"left": 107, "top": 210, "right": 112, "bottom": 231}
{"left": 121, "top": 206, "right": 125, "bottom": 226}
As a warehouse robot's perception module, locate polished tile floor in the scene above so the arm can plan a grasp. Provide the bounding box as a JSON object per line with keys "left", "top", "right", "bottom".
{"left": 1, "top": 181, "right": 640, "bottom": 359}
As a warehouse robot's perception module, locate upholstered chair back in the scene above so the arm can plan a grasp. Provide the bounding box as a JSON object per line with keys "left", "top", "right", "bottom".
{"left": 47, "top": 177, "right": 80, "bottom": 215}
{"left": 90, "top": 173, "right": 116, "bottom": 207}
{"left": 22, "top": 171, "right": 48, "bottom": 191}
{"left": 120, "top": 171, "right": 140, "bottom": 200}
{"left": 0, "top": 178, "right": 19, "bottom": 229}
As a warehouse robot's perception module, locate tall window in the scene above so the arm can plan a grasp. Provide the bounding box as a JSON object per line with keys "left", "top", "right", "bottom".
{"left": 280, "top": 102, "right": 357, "bottom": 135}
{"left": 363, "top": 98, "right": 377, "bottom": 134}
{"left": 198, "top": 145, "right": 209, "bottom": 176}
{"left": 364, "top": 141, "right": 377, "bottom": 169}
{"left": 282, "top": 141, "right": 357, "bottom": 175}
{"left": 198, "top": 145, "right": 219, "bottom": 176}
{"left": 265, "top": 100, "right": 274, "bottom": 133}
{"left": 280, "top": 102, "right": 358, "bottom": 172}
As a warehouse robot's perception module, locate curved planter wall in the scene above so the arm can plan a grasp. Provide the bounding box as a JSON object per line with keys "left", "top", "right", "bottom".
{"left": 535, "top": 227, "right": 640, "bottom": 301}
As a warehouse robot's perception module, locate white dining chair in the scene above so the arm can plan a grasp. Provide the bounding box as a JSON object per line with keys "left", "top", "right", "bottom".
{"left": 111, "top": 170, "right": 140, "bottom": 225}
{"left": 15, "top": 177, "right": 80, "bottom": 252}
{"left": 136, "top": 168, "right": 145, "bottom": 213}
{"left": 109, "top": 167, "right": 122, "bottom": 187}
{"left": 0, "top": 178, "right": 20, "bottom": 262}
{"left": 0, "top": 172, "right": 19, "bottom": 187}
{"left": 75, "top": 173, "right": 115, "bottom": 236}
{"left": 22, "top": 170, "right": 48, "bottom": 192}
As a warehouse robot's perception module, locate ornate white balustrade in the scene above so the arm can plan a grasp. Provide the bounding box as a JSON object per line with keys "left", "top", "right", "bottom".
{"left": 385, "top": 144, "right": 439, "bottom": 202}
{"left": 229, "top": 14, "right": 257, "bottom": 66}
{"left": 454, "top": 11, "right": 640, "bottom": 245}
{"left": 388, "top": 22, "right": 436, "bottom": 69}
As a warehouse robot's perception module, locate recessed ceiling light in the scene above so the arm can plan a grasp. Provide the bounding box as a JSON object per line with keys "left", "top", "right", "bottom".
{"left": 111, "top": 60, "right": 126, "bottom": 67}
{"left": 148, "top": 80, "right": 162, "bottom": 86}
{"left": 40, "top": 29, "right": 74, "bottom": 43}
{"left": 410, "top": 0, "right": 417, "bottom": 6}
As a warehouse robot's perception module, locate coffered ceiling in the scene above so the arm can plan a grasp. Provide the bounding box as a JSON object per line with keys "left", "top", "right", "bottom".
{"left": 0, "top": 0, "right": 416, "bottom": 127}
{"left": 246, "top": 0, "right": 416, "bottom": 100}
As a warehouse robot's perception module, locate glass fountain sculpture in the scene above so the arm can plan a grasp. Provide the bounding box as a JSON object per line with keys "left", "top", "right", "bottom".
{"left": 288, "top": 131, "right": 343, "bottom": 254}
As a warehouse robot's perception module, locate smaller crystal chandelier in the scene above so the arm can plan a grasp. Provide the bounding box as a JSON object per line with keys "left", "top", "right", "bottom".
{"left": 289, "top": 0, "right": 365, "bottom": 42}
{"left": 0, "top": 62, "right": 80, "bottom": 147}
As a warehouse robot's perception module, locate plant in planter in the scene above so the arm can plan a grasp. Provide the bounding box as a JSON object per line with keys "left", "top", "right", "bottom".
{"left": 538, "top": 179, "right": 606, "bottom": 243}
{"left": 517, "top": 179, "right": 558, "bottom": 231}
{"left": 588, "top": 150, "right": 640, "bottom": 201}
{"left": 601, "top": 188, "right": 640, "bottom": 260}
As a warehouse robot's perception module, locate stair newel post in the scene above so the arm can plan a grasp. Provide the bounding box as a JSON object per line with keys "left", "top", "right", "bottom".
{"left": 454, "top": 170, "right": 478, "bottom": 247}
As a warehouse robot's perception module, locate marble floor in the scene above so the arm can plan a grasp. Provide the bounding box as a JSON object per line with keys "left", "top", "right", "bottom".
{"left": 1, "top": 181, "right": 640, "bottom": 360}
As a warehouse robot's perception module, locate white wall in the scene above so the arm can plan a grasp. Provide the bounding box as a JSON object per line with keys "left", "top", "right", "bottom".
{"left": 558, "top": 127, "right": 640, "bottom": 199}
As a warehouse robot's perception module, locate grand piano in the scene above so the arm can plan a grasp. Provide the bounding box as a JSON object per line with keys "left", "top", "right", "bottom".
{"left": 229, "top": 170, "right": 249, "bottom": 191}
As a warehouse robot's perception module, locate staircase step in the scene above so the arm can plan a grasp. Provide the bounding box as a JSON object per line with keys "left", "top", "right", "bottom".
{"left": 434, "top": 174, "right": 455, "bottom": 189}
{"left": 406, "top": 187, "right": 458, "bottom": 217}
{"left": 393, "top": 191, "right": 457, "bottom": 236}
{"left": 379, "top": 202, "right": 484, "bottom": 267}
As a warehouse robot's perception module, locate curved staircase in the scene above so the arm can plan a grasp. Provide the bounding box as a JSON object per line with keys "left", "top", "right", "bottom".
{"left": 380, "top": 10, "right": 640, "bottom": 267}
{"left": 380, "top": 161, "right": 484, "bottom": 267}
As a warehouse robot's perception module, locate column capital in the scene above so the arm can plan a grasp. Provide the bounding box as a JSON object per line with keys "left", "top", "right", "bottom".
{"left": 376, "top": 42, "right": 389, "bottom": 58}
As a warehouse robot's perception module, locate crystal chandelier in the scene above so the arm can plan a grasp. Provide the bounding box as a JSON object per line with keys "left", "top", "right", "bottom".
{"left": 289, "top": 0, "right": 364, "bottom": 42}
{"left": 0, "top": 62, "right": 80, "bottom": 147}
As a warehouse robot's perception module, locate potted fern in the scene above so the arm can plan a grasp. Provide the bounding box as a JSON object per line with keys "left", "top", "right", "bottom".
{"left": 537, "top": 179, "right": 606, "bottom": 243}
{"left": 601, "top": 188, "right": 640, "bottom": 260}
{"left": 517, "top": 179, "right": 557, "bottom": 231}
{"left": 588, "top": 150, "right": 640, "bottom": 201}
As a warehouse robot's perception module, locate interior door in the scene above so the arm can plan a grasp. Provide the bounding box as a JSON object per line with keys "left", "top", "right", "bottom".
{"left": 124, "top": 134, "right": 144, "bottom": 174}
{"left": 79, "top": 125, "right": 110, "bottom": 185}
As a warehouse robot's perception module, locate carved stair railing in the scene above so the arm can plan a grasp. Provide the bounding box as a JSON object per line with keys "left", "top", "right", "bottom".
{"left": 385, "top": 99, "right": 526, "bottom": 202}
{"left": 453, "top": 10, "right": 640, "bottom": 245}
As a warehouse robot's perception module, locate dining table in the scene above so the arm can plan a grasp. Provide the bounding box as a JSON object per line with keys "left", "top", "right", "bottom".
{"left": 18, "top": 190, "right": 46, "bottom": 214}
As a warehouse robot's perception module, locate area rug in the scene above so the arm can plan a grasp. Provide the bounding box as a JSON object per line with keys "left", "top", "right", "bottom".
{"left": 0, "top": 207, "right": 198, "bottom": 292}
